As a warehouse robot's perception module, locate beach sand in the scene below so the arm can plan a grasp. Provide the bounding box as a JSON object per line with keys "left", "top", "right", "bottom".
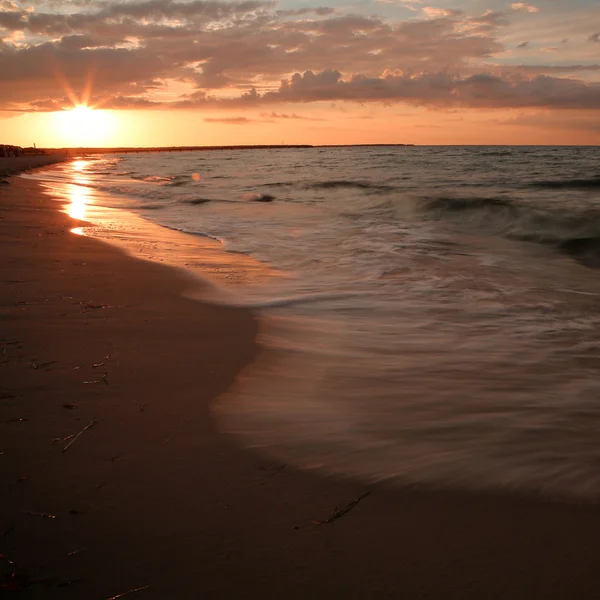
{"left": 2, "top": 168, "right": 600, "bottom": 599}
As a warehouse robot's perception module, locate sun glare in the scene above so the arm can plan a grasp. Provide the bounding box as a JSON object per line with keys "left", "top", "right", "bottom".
{"left": 53, "top": 105, "right": 115, "bottom": 147}
{"left": 66, "top": 159, "right": 93, "bottom": 221}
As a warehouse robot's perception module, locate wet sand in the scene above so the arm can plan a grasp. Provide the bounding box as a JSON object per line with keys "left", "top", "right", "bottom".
{"left": 2, "top": 172, "right": 600, "bottom": 598}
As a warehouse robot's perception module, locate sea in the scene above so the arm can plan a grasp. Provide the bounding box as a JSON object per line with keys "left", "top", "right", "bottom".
{"left": 27, "top": 145, "right": 600, "bottom": 502}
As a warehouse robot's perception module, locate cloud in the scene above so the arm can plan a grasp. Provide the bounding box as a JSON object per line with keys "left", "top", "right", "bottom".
{"left": 0, "top": 3, "right": 505, "bottom": 110}
{"left": 589, "top": 33, "right": 600, "bottom": 43}
{"left": 252, "top": 69, "right": 600, "bottom": 110}
{"left": 511, "top": 3, "right": 540, "bottom": 13}
{"left": 495, "top": 64, "right": 600, "bottom": 74}
{"left": 203, "top": 117, "right": 256, "bottom": 124}
{"left": 423, "top": 7, "right": 463, "bottom": 19}
{"left": 500, "top": 111, "right": 600, "bottom": 132}
{"left": 0, "top": 0, "right": 598, "bottom": 116}
{"left": 276, "top": 7, "right": 335, "bottom": 17}
{"left": 462, "top": 10, "right": 510, "bottom": 34}
{"left": 259, "top": 111, "right": 324, "bottom": 120}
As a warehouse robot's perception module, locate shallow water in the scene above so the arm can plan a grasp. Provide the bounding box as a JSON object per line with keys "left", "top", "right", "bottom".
{"left": 29, "top": 146, "right": 600, "bottom": 501}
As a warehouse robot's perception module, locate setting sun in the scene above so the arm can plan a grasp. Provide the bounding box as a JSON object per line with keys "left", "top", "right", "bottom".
{"left": 52, "top": 105, "right": 115, "bottom": 147}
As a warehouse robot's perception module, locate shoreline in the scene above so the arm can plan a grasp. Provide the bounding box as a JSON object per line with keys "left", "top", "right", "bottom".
{"left": 2, "top": 172, "right": 600, "bottom": 597}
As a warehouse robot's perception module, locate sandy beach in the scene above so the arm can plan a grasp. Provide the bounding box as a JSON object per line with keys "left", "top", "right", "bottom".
{"left": 3, "top": 163, "right": 600, "bottom": 599}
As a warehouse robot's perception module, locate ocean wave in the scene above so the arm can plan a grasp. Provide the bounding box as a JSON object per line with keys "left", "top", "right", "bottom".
{"left": 238, "top": 290, "right": 379, "bottom": 309}
{"left": 167, "top": 174, "right": 191, "bottom": 187}
{"left": 138, "top": 203, "right": 166, "bottom": 210}
{"left": 155, "top": 222, "right": 224, "bottom": 243}
{"left": 264, "top": 181, "right": 294, "bottom": 188}
{"left": 141, "top": 175, "right": 174, "bottom": 183}
{"left": 420, "top": 195, "right": 600, "bottom": 267}
{"left": 423, "top": 196, "right": 517, "bottom": 213}
{"left": 531, "top": 177, "right": 600, "bottom": 189}
{"left": 306, "top": 180, "right": 395, "bottom": 192}
{"left": 558, "top": 237, "right": 600, "bottom": 269}
{"left": 182, "top": 198, "right": 212, "bottom": 205}
{"left": 243, "top": 192, "right": 275, "bottom": 202}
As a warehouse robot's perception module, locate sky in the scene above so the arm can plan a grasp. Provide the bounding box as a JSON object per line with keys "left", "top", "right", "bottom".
{"left": 0, "top": 0, "right": 599, "bottom": 146}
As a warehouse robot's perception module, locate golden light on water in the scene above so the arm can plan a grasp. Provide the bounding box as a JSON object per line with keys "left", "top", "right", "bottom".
{"left": 67, "top": 184, "right": 89, "bottom": 220}
{"left": 66, "top": 159, "right": 92, "bottom": 221}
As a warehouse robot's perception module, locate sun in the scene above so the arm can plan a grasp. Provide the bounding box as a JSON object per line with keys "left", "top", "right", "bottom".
{"left": 52, "top": 105, "right": 115, "bottom": 147}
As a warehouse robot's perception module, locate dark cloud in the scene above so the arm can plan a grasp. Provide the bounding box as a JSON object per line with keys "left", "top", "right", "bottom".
{"left": 0, "top": 11, "right": 25, "bottom": 30}
{"left": 204, "top": 116, "right": 256, "bottom": 124}
{"left": 259, "top": 111, "right": 324, "bottom": 120}
{"left": 589, "top": 33, "right": 600, "bottom": 43}
{"left": 251, "top": 69, "right": 600, "bottom": 110}
{"left": 276, "top": 7, "right": 335, "bottom": 17}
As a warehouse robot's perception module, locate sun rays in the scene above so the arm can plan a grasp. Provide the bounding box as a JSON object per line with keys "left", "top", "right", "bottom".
{"left": 52, "top": 105, "right": 116, "bottom": 147}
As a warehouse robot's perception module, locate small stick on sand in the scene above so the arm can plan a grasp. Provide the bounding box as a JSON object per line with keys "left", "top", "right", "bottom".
{"left": 24, "top": 511, "right": 56, "bottom": 519}
{"left": 312, "top": 492, "right": 371, "bottom": 526}
{"left": 62, "top": 420, "right": 98, "bottom": 453}
{"left": 106, "top": 584, "right": 152, "bottom": 599}
{"left": 31, "top": 360, "right": 57, "bottom": 370}
{"left": 93, "top": 354, "right": 111, "bottom": 368}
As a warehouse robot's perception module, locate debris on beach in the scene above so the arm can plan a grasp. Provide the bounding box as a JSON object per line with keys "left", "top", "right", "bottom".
{"left": 312, "top": 492, "right": 371, "bottom": 526}
{"left": 62, "top": 420, "right": 98, "bottom": 452}
{"left": 92, "top": 354, "right": 111, "bottom": 368}
{"left": 0, "top": 554, "right": 27, "bottom": 591}
{"left": 30, "top": 360, "right": 58, "bottom": 370}
{"left": 106, "top": 584, "right": 152, "bottom": 599}
{"left": 24, "top": 511, "right": 57, "bottom": 519}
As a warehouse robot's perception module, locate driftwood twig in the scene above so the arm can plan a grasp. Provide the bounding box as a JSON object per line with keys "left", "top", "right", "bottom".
{"left": 312, "top": 492, "right": 371, "bottom": 525}
{"left": 24, "top": 511, "right": 56, "bottom": 519}
{"left": 106, "top": 584, "right": 152, "bottom": 599}
{"left": 62, "top": 420, "right": 98, "bottom": 453}
{"left": 93, "top": 354, "right": 111, "bottom": 368}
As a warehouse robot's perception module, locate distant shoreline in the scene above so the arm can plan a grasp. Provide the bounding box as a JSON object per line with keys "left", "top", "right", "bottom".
{"left": 38, "top": 143, "right": 415, "bottom": 155}
{"left": 0, "top": 153, "right": 68, "bottom": 179}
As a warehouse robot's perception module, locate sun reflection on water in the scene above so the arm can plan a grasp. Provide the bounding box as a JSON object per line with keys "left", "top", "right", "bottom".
{"left": 66, "top": 159, "right": 92, "bottom": 221}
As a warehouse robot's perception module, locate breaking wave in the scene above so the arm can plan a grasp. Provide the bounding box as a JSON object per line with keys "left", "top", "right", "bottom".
{"left": 420, "top": 195, "right": 600, "bottom": 267}
{"left": 306, "top": 180, "right": 395, "bottom": 192}
{"left": 531, "top": 177, "right": 600, "bottom": 189}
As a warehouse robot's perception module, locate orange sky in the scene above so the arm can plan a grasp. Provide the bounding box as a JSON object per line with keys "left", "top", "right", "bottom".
{"left": 1, "top": 0, "right": 599, "bottom": 147}
{"left": 2, "top": 106, "right": 598, "bottom": 148}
